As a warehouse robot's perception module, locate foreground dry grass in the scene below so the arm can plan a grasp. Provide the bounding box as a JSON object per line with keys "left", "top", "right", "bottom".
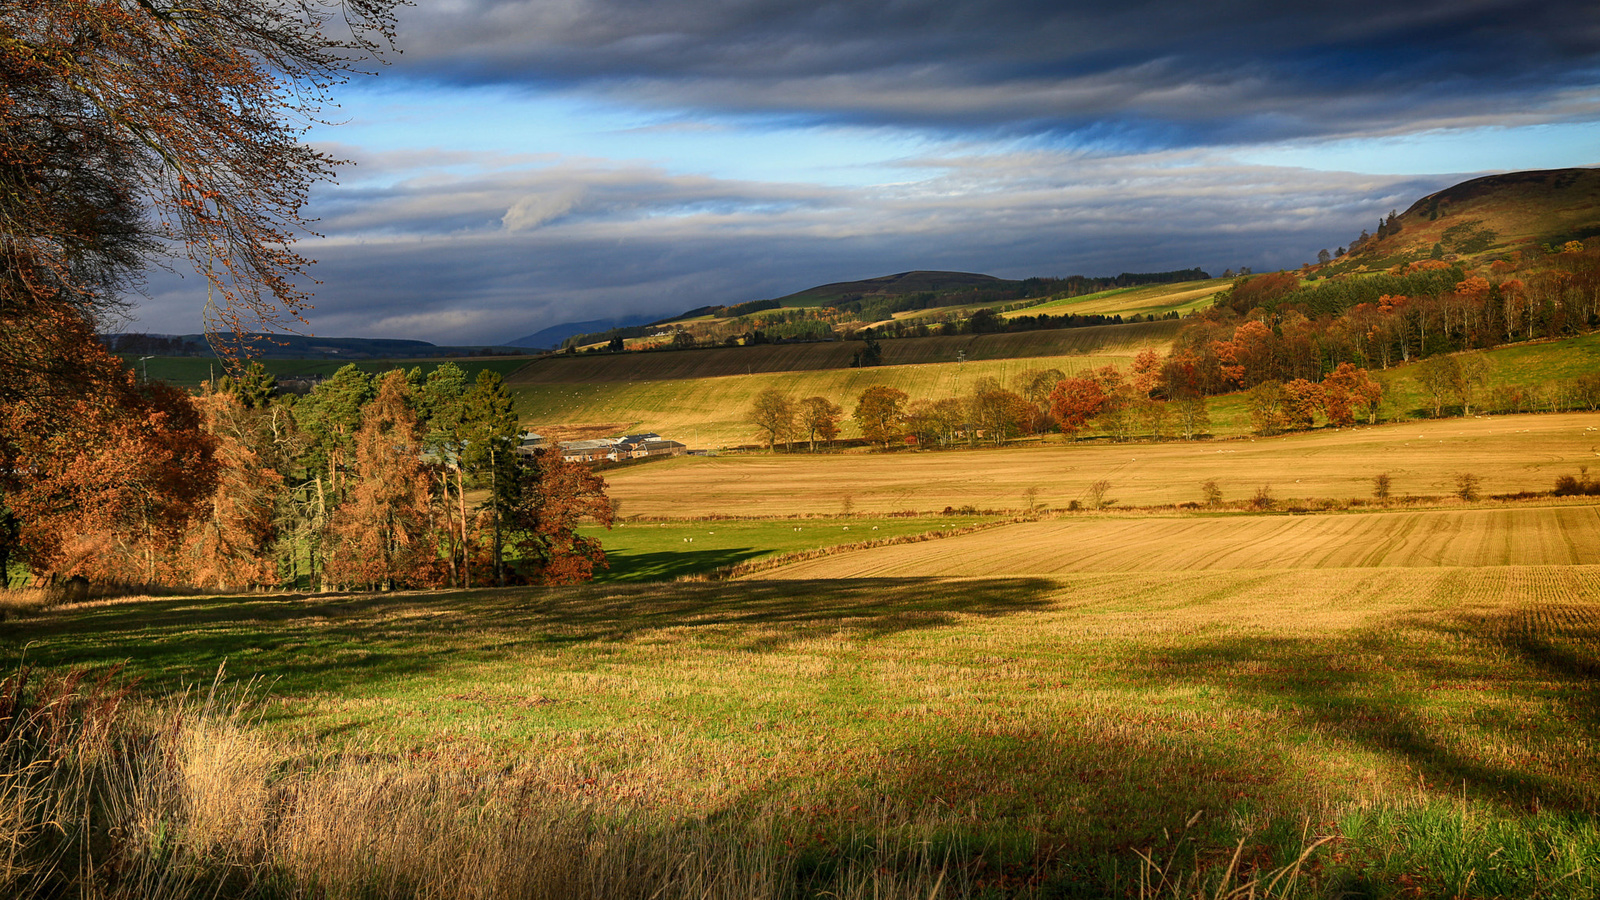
{"left": 602, "top": 411, "right": 1600, "bottom": 517}
{"left": 757, "top": 503, "right": 1600, "bottom": 578}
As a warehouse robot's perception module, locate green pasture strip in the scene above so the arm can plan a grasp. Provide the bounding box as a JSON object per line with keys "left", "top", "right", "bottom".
{"left": 3, "top": 566, "right": 1597, "bottom": 895}
{"left": 584, "top": 515, "right": 994, "bottom": 582}
{"left": 1373, "top": 331, "right": 1600, "bottom": 418}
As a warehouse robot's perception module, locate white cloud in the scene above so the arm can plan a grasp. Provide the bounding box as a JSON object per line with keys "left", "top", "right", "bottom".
{"left": 502, "top": 188, "right": 584, "bottom": 231}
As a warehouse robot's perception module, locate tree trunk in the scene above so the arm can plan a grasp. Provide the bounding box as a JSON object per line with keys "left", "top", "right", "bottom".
{"left": 457, "top": 466, "right": 470, "bottom": 588}
{"left": 491, "top": 445, "right": 503, "bottom": 587}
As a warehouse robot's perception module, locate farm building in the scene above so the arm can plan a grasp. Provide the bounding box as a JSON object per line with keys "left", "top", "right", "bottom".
{"left": 618, "top": 439, "right": 686, "bottom": 459}
{"left": 558, "top": 438, "right": 620, "bottom": 462}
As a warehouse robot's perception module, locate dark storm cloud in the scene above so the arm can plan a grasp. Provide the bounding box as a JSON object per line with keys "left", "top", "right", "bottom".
{"left": 398, "top": 1, "right": 1600, "bottom": 141}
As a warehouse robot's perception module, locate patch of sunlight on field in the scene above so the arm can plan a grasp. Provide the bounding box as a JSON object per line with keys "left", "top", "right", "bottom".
{"left": 601, "top": 411, "right": 1600, "bottom": 517}
{"left": 1002, "top": 279, "right": 1230, "bottom": 318}
{"left": 754, "top": 505, "right": 1600, "bottom": 578}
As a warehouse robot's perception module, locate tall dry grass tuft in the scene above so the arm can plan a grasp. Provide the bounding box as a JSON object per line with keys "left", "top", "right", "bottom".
{"left": 0, "top": 666, "right": 984, "bottom": 899}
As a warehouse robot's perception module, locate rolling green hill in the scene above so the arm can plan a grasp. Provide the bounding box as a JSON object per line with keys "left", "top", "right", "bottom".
{"left": 515, "top": 320, "right": 1179, "bottom": 385}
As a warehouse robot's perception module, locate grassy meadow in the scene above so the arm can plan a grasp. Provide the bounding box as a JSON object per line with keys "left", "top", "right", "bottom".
{"left": 4, "top": 554, "right": 1598, "bottom": 897}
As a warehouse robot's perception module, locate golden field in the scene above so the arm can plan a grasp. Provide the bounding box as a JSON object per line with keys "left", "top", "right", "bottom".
{"left": 600, "top": 410, "right": 1600, "bottom": 517}
{"left": 755, "top": 504, "right": 1600, "bottom": 579}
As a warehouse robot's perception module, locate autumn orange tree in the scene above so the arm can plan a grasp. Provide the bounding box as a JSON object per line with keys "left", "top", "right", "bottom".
{"left": 854, "top": 385, "right": 909, "bottom": 449}
{"left": 3, "top": 340, "right": 218, "bottom": 583}
{"left": 798, "top": 396, "right": 843, "bottom": 452}
{"left": 325, "top": 371, "right": 441, "bottom": 591}
{"left": 1322, "top": 362, "right": 1382, "bottom": 426}
{"left": 176, "top": 388, "right": 283, "bottom": 589}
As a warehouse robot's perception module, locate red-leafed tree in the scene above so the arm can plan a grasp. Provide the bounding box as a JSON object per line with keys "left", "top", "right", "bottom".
{"left": 1130, "top": 348, "right": 1164, "bottom": 395}
{"left": 1323, "top": 362, "right": 1382, "bottom": 426}
{"left": 325, "top": 371, "right": 441, "bottom": 591}
{"left": 1049, "top": 376, "right": 1109, "bottom": 440}
{"left": 507, "top": 449, "right": 615, "bottom": 585}
{"left": 1049, "top": 366, "right": 1124, "bottom": 440}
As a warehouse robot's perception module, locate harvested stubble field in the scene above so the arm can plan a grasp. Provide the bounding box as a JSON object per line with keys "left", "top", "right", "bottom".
{"left": 4, "top": 562, "right": 1598, "bottom": 897}
{"left": 601, "top": 411, "right": 1600, "bottom": 517}
{"left": 755, "top": 503, "right": 1600, "bottom": 579}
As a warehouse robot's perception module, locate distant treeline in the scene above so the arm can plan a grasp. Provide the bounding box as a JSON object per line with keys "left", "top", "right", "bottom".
{"left": 101, "top": 333, "right": 206, "bottom": 356}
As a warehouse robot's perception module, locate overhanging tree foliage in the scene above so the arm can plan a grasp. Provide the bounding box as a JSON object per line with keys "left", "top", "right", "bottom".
{"left": 1, "top": 1, "right": 402, "bottom": 586}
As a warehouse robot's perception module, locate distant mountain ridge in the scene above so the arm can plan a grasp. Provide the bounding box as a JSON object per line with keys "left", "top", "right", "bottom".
{"left": 776, "top": 270, "right": 1007, "bottom": 305}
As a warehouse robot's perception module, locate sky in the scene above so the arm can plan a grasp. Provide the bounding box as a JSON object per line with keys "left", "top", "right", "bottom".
{"left": 130, "top": 0, "right": 1600, "bottom": 345}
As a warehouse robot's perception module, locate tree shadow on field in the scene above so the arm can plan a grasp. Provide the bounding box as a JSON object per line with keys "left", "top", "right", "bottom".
{"left": 0, "top": 577, "right": 1056, "bottom": 699}
{"left": 677, "top": 701, "right": 1305, "bottom": 896}
{"left": 1126, "top": 606, "right": 1600, "bottom": 815}
{"left": 591, "top": 547, "right": 766, "bottom": 582}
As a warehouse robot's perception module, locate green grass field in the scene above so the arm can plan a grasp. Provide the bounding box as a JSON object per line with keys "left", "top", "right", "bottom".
{"left": 586, "top": 515, "right": 995, "bottom": 581}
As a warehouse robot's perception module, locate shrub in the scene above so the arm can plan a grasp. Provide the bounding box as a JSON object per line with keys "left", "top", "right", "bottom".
{"left": 1455, "top": 473, "right": 1481, "bottom": 502}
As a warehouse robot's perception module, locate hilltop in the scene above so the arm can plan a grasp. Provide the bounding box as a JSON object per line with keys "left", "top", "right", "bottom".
{"left": 772, "top": 270, "right": 1010, "bottom": 306}
{"left": 1331, "top": 166, "right": 1600, "bottom": 269}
